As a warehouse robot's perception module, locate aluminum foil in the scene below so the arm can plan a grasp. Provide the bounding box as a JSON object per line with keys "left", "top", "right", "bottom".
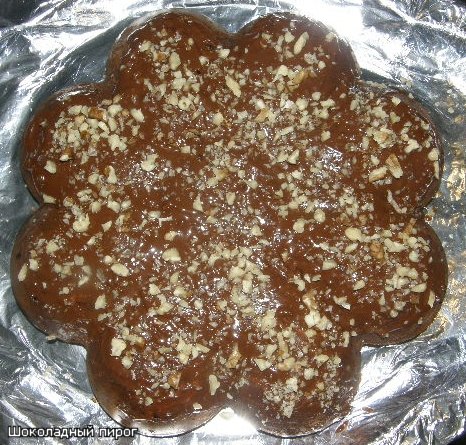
{"left": 0, "top": 0, "right": 465, "bottom": 443}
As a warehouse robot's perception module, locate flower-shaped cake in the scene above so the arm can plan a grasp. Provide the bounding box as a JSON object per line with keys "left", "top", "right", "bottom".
{"left": 11, "top": 11, "right": 447, "bottom": 437}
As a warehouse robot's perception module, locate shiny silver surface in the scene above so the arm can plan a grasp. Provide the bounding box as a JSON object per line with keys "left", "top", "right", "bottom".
{"left": 0, "top": 0, "right": 464, "bottom": 443}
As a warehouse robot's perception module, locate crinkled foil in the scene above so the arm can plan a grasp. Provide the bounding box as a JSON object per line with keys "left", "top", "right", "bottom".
{"left": 0, "top": 0, "right": 465, "bottom": 443}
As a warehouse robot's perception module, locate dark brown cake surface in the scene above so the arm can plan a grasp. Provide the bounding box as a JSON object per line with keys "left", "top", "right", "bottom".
{"left": 11, "top": 11, "right": 447, "bottom": 437}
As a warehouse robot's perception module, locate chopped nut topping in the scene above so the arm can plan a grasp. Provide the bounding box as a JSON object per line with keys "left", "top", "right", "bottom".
{"left": 428, "top": 148, "right": 439, "bottom": 161}
{"left": 293, "top": 31, "right": 309, "bottom": 55}
{"left": 293, "top": 218, "right": 306, "bottom": 233}
{"left": 177, "top": 96, "right": 192, "bottom": 110}
{"left": 218, "top": 48, "right": 230, "bottom": 58}
{"left": 164, "top": 231, "right": 177, "bottom": 241}
{"left": 43, "top": 194, "right": 56, "bottom": 204}
{"left": 106, "top": 165, "right": 118, "bottom": 184}
{"left": 353, "top": 280, "right": 366, "bottom": 290}
{"left": 251, "top": 225, "right": 262, "bottom": 236}
{"left": 110, "top": 338, "right": 126, "bottom": 357}
{"left": 345, "top": 227, "right": 362, "bottom": 242}
{"left": 156, "top": 295, "right": 174, "bottom": 314}
{"left": 15, "top": 13, "right": 444, "bottom": 429}
{"left": 17, "top": 264, "right": 28, "bottom": 282}
{"left": 72, "top": 214, "right": 90, "bottom": 233}
{"left": 130, "top": 108, "right": 145, "bottom": 122}
{"left": 427, "top": 291, "right": 435, "bottom": 308}
{"left": 405, "top": 138, "right": 420, "bottom": 154}
{"left": 284, "top": 31, "right": 295, "bottom": 43}
{"left": 44, "top": 160, "right": 57, "bottom": 174}
{"left": 370, "top": 242, "right": 384, "bottom": 260}
{"left": 111, "top": 263, "right": 130, "bottom": 277}
{"left": 46, "top": 240, "right": 59, "bottom": 255}
{"left": 314, "top": 209, "right": 325, "bottom": 223}
{"left": 193, "top": 195, "right": 203, "bottom": 212}
{"left": 141, "top": 154, "right": 157, "bottom": 172}
{"left": 369, "top": 166, "right": 387, "bottom": 182}
{"left": 225, "top": 75, "right": 241, "bottom": 97}
{"left": 95, "top": 295, "right": 107, "bottom": 310}
{"left": 226, "top": 192, "right": 236, "bottom": 205}
{"left": 254, "top": 358, "right": 272, "bottom": 371}
{"left": 169, "top": 51, "right": 181, "bottom": 70}
{"left": 212, "top": 112, "right": 224, "bottom": 126}
{"left": 168, "top": 372, "right": 181, "bottom": 389}
{"left": 226, "top": 343, "right": 242, "bottom": 369}
{"left": 287, "top": 149, "right": 300, "bottom": 164}
{"left": 322, "top": 260, "right": 337, "bottom": 270}
{"left": 411, "top": 282, "right": 427, "bottom": 293}
{"left": 321, "top": 130, "right": 331, "bottom": 142}
{"left": 385, "top": 154, "right": 403, "bottom": 178}
{"left": 162, "top": 248, "right": 181, "bottom": 262}
{"left": 208, "top": 374, "right": 220, "bottom": 395}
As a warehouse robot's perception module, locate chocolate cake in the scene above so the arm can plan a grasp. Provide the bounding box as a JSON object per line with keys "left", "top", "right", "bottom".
{"left": 11, "top": 11, "right": 447, "bottom": 437}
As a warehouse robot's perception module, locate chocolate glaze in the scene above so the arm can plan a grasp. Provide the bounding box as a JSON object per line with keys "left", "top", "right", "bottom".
{"left": 11, "top": 11, "right": 447, "bottom": 437}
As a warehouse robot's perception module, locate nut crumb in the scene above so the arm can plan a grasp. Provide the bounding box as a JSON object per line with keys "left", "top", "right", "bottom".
{"left": 385, "top": 154, "right": 403, "bottom": 178}
{"left": 293, "top": 218, "right": 306, "bottom": 233}
{"left": 130, "top": 108, "right": 145, "bottom": 123}
{"left": 321, "top": 130, "right": 331, "bottom": 142}
{"left": 111, "top": 263, "right": 130, "bottom": 277}
{"left": 293, "top": 32, "right": 309, "bottom": 55}
{"left": 18, "top": 264, "right": 28, "bottom": 282}
{"left": 95, "top": 295, "right": 107, "bottom": 310}
{"left": 369, "top": 166, "right": 387, "bottom": 182}
{"left": 225, "top": 75, "right": 241, "bottom": 97}
{"left": 44, "top": 160, "right": 57, "bottom": 174}
{"left": 72, "top": 214, "right": 90, "bottom": 233}
{"left": 208, "top": 374, "right": 220, "bottom": 395}
{"left": 162, "top": 248, "right": 181, "bottom": 262}
{"left": 111, "top": 338, "right": 126, "bottom": 357}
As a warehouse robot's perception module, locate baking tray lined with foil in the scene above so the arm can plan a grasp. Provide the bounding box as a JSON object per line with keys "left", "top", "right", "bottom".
{"left": 0, "top": 0, "right": 465, "bottom": 444}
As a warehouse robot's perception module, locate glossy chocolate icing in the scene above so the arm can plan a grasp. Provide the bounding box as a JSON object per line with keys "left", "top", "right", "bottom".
{"left": 11, "top": 11, "right": 447, "bottom": 437}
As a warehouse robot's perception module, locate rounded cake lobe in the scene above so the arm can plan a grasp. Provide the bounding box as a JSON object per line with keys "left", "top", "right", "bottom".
{"left": 86, "top": 329, "right": 226, "bottom": 435}
{"left": 11, "top": 207, "right": 94, "bottom": 345}
{"left": 11, "top": 9, "right": 447, "bottom": 438}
